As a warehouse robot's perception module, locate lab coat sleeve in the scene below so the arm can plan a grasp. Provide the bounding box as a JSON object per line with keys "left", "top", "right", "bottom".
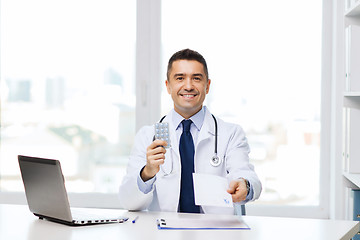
{"left": 225, "top": 124, "right": 262, "bottom": 202}
{"left": 118, "top": 126, "right": 155, "bottom": 210}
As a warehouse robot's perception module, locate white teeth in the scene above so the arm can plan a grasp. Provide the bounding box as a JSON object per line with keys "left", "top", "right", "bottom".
{"left": 183, "top": 94, "right": 194, "bottom": 97}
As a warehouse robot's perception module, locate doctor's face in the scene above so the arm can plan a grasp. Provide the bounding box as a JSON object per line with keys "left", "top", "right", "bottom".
{"left": 166, "top": 60, "right": 211, "bottom": 119}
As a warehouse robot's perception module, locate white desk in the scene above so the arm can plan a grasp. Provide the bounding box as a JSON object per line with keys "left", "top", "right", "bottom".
{"left": 0, "top": 204, "right": 358, "bottom": 240}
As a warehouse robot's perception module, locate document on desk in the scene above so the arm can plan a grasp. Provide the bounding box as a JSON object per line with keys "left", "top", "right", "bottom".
{"left": 193, "top": 173, "right": 233, "bottom": 208}
{"left": 157, "top": 217, "right": 250, "bottom": 230}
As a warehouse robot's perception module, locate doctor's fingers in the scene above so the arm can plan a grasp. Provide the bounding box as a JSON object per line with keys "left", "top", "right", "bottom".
{"left": 227, "top": 180, "right": 247, "bottom": 202}
{"left": 147, "top": 147, "right": 166, "bottom": 163}
{"left": 147, "top": 144, "right": 166, "bottom": 157}
{"left": 147, "top": 152, "right": 165, "bottom": 163}
{"left": 231, "top": 187, "right": 247, "bottom": 202}
{"left": 148, "top": 139, "right": 168, "bottom": 150}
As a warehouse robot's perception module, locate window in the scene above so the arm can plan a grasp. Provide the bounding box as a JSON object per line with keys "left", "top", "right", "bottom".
{"left": 161, "top": 0, "right": 323, "bottom": 212}
{"left": 1, "top": 0, "right": 329, "bottom": 217}
{"left": 0, "top": 0, "right": 136, "bottom": 194}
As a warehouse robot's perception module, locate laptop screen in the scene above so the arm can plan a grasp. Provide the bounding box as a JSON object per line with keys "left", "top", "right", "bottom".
{"left": 18, "top": 155, "right": 73, "bottom": 222}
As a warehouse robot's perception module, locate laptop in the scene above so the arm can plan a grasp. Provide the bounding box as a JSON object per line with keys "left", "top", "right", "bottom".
{"left": 18, "top": 155, "right": 128, "bottom": 226}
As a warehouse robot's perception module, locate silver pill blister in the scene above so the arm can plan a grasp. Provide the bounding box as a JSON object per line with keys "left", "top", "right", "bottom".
{"left": 154, "top": 122, "right": 171, "bottom": 148}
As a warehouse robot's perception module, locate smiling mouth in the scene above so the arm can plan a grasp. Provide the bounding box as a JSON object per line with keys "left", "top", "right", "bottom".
{"left": 179, "top": 93, "right": 197, "bottom": 98}
{"left": 180, "top": 93, "right": 197, "bottom": 99}
{"left": 182, "top": 94, "right": 196, "bottom": 97}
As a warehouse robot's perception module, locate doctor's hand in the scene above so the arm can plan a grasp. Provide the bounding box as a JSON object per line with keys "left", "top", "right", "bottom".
{"left": 227, "top": 179, "right": 248, "bottom": 203}
{"left": 141, "top": 139, "right": 168, "bottom": 182}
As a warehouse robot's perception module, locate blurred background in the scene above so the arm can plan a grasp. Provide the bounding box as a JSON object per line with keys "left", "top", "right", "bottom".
{"left": 0, "top": 0, "right": 322, "bottom": 212}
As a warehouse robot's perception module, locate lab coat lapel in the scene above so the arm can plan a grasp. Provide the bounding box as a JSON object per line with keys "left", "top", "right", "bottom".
{"left": 156, "top": 112, "right": 181, "bottom": 211}
{"left": 196, "top": 108, "right": 216, "bottom": 148}
{"left": 169, "top": 114, "right": 180, "bottom": 158}
{"left": 162, "top": 112, "right": 180, "bottom": 158}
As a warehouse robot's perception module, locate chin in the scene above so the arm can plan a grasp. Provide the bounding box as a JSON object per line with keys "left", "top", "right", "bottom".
{"left": 178, "top": 105, "right": 201, "bottom": 115}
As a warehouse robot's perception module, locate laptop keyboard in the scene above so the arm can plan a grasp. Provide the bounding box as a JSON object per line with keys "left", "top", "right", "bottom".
{"left": 71, "top": 209, "right": 127, "bottom": 224}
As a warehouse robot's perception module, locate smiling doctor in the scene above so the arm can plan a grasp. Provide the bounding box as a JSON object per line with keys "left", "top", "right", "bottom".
{"left": 119, "top": 49, "right": 262, "bottom": 214}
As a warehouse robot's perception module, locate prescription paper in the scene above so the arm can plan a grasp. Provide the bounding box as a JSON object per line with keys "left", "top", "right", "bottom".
{"left": 192, "top": 173, "right": 233, "bottom": 208}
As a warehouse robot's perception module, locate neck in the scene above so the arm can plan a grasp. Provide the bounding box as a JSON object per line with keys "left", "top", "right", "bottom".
{"left": 174, "top": 106, "right": 202, "bottom": 119}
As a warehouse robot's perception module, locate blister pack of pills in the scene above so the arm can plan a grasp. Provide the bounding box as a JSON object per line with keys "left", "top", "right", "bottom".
{"left": 154, "top": 122, "right": 171, "bottom": 148}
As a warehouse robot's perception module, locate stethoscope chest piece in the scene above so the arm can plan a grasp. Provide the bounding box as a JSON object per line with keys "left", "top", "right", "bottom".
{"left": 211, "top": 155, "right": 222, "bottom": 167}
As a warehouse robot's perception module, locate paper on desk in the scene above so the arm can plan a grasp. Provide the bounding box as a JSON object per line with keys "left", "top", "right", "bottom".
{"left": 193, "top": 173, "right": 233, "bottom": 208}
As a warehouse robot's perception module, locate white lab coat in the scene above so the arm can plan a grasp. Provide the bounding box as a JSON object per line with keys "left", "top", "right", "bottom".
{"left": 118, "top": 106, "right": 262, "bottom": 214}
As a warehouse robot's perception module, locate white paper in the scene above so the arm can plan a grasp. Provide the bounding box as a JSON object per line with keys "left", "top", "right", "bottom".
{"left": 193, "top": 173, "right": 233, "bottom": 208}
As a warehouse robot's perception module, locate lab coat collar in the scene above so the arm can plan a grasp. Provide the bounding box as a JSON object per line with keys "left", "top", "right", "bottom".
{"left": 162, "top": 106, "right": 215, "bottom": 154}
{"left": 162, "top": 105, "right": 215, "bottom": 150}
{"left": 196, "top": 106, "right": 216, "bottom": 146}
{"left": 170, "top": 107, "right": 205, "bottom": 132}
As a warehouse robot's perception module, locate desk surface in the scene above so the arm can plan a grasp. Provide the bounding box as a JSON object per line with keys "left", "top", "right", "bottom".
{"left": 0, "top": 204, "right": 358, "bottom": 240}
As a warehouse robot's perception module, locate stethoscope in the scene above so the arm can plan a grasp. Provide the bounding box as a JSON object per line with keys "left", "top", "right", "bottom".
{"left": 154, "top": 114, "right": 222, "bottom": 176}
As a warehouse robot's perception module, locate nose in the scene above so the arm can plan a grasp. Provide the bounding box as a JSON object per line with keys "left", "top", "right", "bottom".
{"left": 183, "top": 77, "right": 193, "bottom": 90}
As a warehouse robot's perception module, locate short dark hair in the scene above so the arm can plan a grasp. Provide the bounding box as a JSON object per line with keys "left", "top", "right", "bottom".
{"left": 166, "top": 48, "right": 209, "bottom": 81}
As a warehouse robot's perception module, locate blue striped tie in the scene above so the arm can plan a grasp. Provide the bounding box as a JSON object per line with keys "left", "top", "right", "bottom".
{"left": 179, "top": 119, "right": 200, "bottom": 213}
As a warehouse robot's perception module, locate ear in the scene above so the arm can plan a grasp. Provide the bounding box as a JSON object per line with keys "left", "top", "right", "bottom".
{"left": 206, "top": 79, "right": 211, "bottom": 94}
{"left": 166, "top": 80, "right": 171, "bottom": 94}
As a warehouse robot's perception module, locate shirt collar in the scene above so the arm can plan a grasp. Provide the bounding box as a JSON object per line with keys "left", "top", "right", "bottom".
{"left": 172, "top": 106, "right": 206, "bottom": 131}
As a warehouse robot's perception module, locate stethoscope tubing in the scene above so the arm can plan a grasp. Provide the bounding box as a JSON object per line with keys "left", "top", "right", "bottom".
{"left": 211, "top": 114, "right": 218, "bottom": 156}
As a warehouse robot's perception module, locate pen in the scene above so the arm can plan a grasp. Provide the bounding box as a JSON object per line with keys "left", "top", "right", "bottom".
{"left": 132, "top": 216, "right": 139, "bottom": 223}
